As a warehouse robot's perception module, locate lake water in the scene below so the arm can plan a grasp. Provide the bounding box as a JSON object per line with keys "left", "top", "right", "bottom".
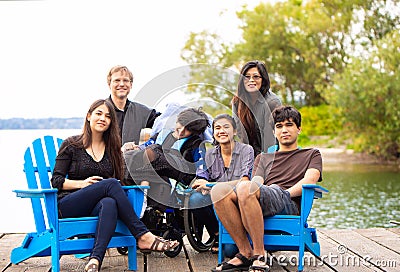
{"left": 0, "top": 129, "right": 81, "bottom": 233}
{"left": 0, "top": 129, "right": 399, "bottom": 233}
{"left": 308, "top": 163, "right": 400, "bottom": 229}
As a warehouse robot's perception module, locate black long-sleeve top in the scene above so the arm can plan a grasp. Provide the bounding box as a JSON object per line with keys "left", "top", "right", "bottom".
{"left": 51, "top": 135, "right": 114, "bottom": 200}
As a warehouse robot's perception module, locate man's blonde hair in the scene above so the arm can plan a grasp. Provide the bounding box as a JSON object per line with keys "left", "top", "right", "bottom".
{"left": 107, "top": 65, "right": 133, "bottom": 85}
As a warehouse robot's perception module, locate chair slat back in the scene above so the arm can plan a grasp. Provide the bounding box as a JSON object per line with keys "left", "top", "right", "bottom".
{"left": 23, "top": 136, "right": 63, "bottom": 232}
{"left": 44, "top": 135, "right": 63, "bottom": 172}
{"left": 23, "top": 143, "right": 46, "bottom": 233}
{"left": 32, "top": 138, "right": 52, "bottom": 189}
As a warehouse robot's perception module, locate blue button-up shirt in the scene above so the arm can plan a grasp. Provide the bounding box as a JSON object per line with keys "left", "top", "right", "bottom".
{"left": 196, "top": 141, "right": 254, "bottom": 182}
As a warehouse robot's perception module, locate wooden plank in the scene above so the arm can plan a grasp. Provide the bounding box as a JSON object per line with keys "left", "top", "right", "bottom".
{"left": 59, "top": 255, "right": 86, "bottom": 271}
{"left": 2, "top": 230, "right": 399, "bottom": 272}
{"left": 321, "top": 229, "right": 400, "bottom": 272}
{"left": 354, "top": 228, "right": 400, "bottom": 254}
{"left": 0, "top": 234, "right": 30, "bottom": 271}
{"left": 5, "top": 257, "right": 52, "bottom": 272}
{"left": 3, "top": 236, "right": 132, "bottom": 272}
{"left": 267, "top": 256, "right": 288, "bottom": 272}
{"left": 145, "top": 250, "right": 189, "bottom": 272}
{"left": 90, "top": 249, "right": 130, "bottom": 272}
{"left": 184, "top": 246, "right": 216, "bottom": 272}
{"left": 183, "top": 237, "right": 217, "bottom": 272}
{"left": 387, "top": 228, "right": 400, "bottom": 236}
{"left": 1, "top": 233, "right": 190, "bottom": 272}
{"left": 259, "top": 251, "right": 288, "bottom": 272}
{"left": 7, "top": 250, "right": 128, "bottom": 272}
{"left": 317, "top": 230, "right": 376, "bottom": 271}
{"left": 184, "top": 236, "right": 287, "bottom": 272}
{"left": 88, "top": 248, "right": 189, "bottom": 272}
{"left": 271, "top": 250, "right": 334, "bottom": 272}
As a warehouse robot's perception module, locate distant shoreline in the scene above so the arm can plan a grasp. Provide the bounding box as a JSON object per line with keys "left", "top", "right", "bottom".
{"left": 318, "top": 147, "right": 399, "bottom": 166}
{"left": 0, "top": 117, "right": 83, "bottom": 129}
{"left": 0, "top": 126, "right": 397, "bottom": 166}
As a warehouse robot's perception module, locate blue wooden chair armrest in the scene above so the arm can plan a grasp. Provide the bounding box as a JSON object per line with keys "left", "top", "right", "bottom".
{"left": 302, "top": 184, "right": 329, "bottom": 198}
{"left": 300, "top": 184, "right": 328, "bottom": 229}
{"left": 121, "top": 185, "right": 150, "bottom": 190}
{"left": 302, "top": 184, "right": 328, "bottom": 191}
{"left": 13, "top": 188, "right": 58, "bottom": 198}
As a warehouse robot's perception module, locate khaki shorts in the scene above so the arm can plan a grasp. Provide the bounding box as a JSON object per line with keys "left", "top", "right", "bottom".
{"left": 259, "top": 184, "right": 299, "bottom": 217}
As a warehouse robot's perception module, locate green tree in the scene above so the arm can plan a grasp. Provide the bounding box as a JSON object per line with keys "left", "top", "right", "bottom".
{"left": 180, "top": 0, "right": 400, "bottom": 160}
{"left": 181, "top": 0, "right": 399, "bottom": 108}
{"left": 181, "top": 31, "right": 236, "bottom": 111}
{"left": 328, "top": 29, "right": 400, "bottom": 159}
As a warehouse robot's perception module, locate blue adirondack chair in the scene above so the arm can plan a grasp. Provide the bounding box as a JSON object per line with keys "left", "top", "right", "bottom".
{"left": 216, "top": 146, "right": 329, "bottom": 272}
{"left": 10, "top": 135, "right": 148, "bottom": 271}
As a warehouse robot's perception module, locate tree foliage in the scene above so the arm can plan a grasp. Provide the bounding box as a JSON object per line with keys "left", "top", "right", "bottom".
{"left": 328, "top": 29, "right": 400, "bottom": 159}
{"left": 180, "top": 0, "right": 400, "bottom": 159}
{"left": 181, "top": 0, "right": 399, "bottom": 103}
{"left": 181, "top": 31, "right": 237, "bottom": 110}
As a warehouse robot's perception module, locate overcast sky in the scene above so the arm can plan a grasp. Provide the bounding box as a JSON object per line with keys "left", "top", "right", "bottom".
{"left": 0, "top": 0, "right": 266, "bottom": 119}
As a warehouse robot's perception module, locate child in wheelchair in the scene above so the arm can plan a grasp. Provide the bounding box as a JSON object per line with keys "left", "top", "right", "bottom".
{"left": 122, "top": 106, "right": 215, "bottom": 257}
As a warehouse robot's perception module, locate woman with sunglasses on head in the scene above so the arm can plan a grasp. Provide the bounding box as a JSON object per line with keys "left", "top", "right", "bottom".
{"left": 51, "top": 99, "right": 178, "bottom": 272}
{"left": 232, "top": 60, "right": 282, "bottom": 157}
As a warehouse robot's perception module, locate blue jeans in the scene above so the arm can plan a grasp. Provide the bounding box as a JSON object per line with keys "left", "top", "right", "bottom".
{"left": 189, "top": 191, "right": 219, "bottom": 235}
{"left": 58, "top": 178, "right": 149, "bottom": 264}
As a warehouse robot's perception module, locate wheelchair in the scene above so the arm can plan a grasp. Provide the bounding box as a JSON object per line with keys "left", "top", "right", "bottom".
{"left": 117, "top": 180, "right": 216, "bottom": 258}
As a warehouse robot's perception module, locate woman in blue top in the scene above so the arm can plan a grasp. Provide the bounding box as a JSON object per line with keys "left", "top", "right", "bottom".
{"left": 190, "top": 114, "right": 254, "bottom": 253}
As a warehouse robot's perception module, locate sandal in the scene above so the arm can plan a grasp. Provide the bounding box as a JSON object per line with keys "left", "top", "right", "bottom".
{"left": 248, "top": 255, "right": 270, "bottom": 272}
{"left": 84, "top": 260, "right": 99, "bottom": 272}
{"left": 211, "top": 253, "right": 251, "bottom": 272}
{"left": 211, "top": 235, "right": 219, "bottom": 254}
{"left": 140, "top": 236, "right": 179, "bottom": 254}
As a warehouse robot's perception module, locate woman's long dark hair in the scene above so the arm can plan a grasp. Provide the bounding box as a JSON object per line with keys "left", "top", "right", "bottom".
{"left": 62, "top": 99, "right": 124, "bottom": 180}
{"left": 231, "top": 60, "right": 271, "bottom": 146}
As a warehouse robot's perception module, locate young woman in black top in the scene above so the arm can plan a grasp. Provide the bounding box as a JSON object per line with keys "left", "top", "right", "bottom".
{"left": 51, "top": 99, "right": 178, "bottom": 272}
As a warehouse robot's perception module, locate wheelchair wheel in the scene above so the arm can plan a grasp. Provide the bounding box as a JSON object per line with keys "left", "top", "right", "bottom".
{"left": 183, "top": 208, "right": 215, "bottom": 252}
{"left": 117, "top": 246, "right": 128, "bottom": 255}
{"left": 162, "top": 229, "right": 183, "bottom": 258}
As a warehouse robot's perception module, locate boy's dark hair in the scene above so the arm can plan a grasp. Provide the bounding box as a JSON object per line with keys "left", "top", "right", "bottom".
{"left": 270, "top": 105, "right": 301, "bottom": 129}
{"left": 176, "top": 107, "right": 210, "bottom": 136}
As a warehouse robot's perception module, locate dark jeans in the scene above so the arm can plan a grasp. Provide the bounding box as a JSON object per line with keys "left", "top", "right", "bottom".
{"left": 58, "top": 178, "right": 149, "bottom": 264}
{"left": 189, "top": 191, "right": 219, "bottom": 235}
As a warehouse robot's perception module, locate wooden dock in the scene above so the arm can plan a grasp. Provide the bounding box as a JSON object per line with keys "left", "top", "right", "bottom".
{"left": 1, "top": 228, "right": 399, "bottom": 271}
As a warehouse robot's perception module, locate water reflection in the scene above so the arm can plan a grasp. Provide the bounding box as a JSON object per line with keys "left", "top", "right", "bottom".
{"left": 308, "top": 163, "right": 400, "bottom": 229}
